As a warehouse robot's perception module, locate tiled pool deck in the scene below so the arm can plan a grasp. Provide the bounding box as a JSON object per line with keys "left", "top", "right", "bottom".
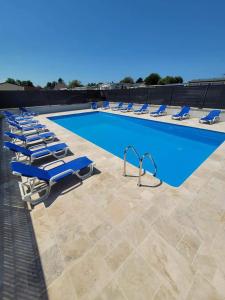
{"left": 6, "top": 109, "right": 225, "bottom": 299}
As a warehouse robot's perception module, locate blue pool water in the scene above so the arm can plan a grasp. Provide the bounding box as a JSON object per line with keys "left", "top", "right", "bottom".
{"left": 49, "top": 112, "right": 225, "bottom": 187}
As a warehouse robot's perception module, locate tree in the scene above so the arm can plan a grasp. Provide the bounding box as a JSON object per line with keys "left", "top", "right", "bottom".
{"left": 58, "top": 78, "right": 64, "bottom": 84}
{"left": 87, "top": 82, "right": 97, "bottom": 87}
{"left": 158, "top": 76, "right": 183, "bottom": 85}
{"left": 144, "top": 73, "right": 161, "bottom": 85}
{"left": 6, "top": 78, "right": 16, "bottom": 84}
{"left": 120, "top": 76, "right": 134, "bottom": 84}
{"left": 136, "top": 77, "right": 143, "bottom": 83}
{"left": 6, "top": 78, "right": 34, "bottom": 87}
{"left": 174, "top": 76, "right": 183, "bottom": 83}
{"left": 68, "top": 80, "right": 83, "bottom": 89}
{"left": 45, "top": 81, "right": 57, "bottom": 89}
{"left": 20, "top": 80, "right": 34, "bottom": 87}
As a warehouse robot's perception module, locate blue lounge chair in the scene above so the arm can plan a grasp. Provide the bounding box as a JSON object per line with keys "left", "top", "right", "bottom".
{"left": 134, "top": 103, "right": 149, "bottom": 114}
{"left": 3, "top": 111, "right": 33, "bottom": 121}
{"left": 199, "top": 110, "right": 221, "bottom": 124}
{"left": 111, "top": 102, "right": 123, "bottom": 111}
{"left": 172, "top": 106, "right": 190, "bottom": 120}
{"left": 150, "top": 105, "right": 167, "bottom": 117}
{"left": 4, "top": 141, "right": 69, "bottom": 163}
{"left": 11, "top": 156, "right": 94, "bottom": 203}
{"left": 4, "top": 131, "right": 55, "bottom": 146}
{"left": 102, "top": 101, "right": 110, "bottom": 110}
{"left": 120, "top": 103, "right": 134, "bottom": 112}
{"left": 91, "top": 102, "right": 98, "bottom": 109}
{"left": 7, "top": 117, "right": 38, "bottom": 126}
{"left": 20, "top": 107, "right": 38, "bottom": 116}
{"left": 8, "top": 121, "right": 46, "bottom": 134}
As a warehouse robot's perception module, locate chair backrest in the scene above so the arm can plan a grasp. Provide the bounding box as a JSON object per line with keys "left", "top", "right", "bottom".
{"left": 4, "top": 131, "right": 19, "bottom": 139}
{"left": 118, "top": 102, "right": 123, "bottom": 107}
{"left": 103, "top": 101, "right": 109, "bottom": 107}
{"left": 11, "top": 161, "right": 49, "bottom": 181}
{"left": 207, "top": 110, "right": 221, "bottom": 118}
{"left": 20, "top": 107, "right": 27, "bottom": 112}
{"left": 91, "top": 102, "right": 97, "bottom": 109}
{"left": 141, "top": 103, "right": 148, "bottom": 110}
{"left": 4, "top": 111, "right": 13, "bottom": 116}
{"left": 9, "top": 121, "right": 20, "bottom": 129}
{"left": 159, "top": 104, "right": 167, "bottom": 111}
{"left": 180, "top": 106, "right": 190, "bottom": 114}
{"left": 127, "top": 103, "right": 133, "bottom": 109}
{"left": 4, "top": 141, "right": 31, "bottom": 156}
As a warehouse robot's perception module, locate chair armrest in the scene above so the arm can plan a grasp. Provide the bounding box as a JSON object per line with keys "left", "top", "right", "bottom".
{"left": 42, "top": 159, "right": 66, "bottom": 170}
{"left": 28, "top": 143, "right": 47, "bottom": 149}
{"left": 50, "top": 169, "right": 74, "bottom": 183}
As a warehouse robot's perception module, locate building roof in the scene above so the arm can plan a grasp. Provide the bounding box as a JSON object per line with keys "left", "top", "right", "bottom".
{"left": 0, "top": 82, "right": 25, "bottom": 90}
{"left": 189, "top": 77, "right": 225, "bottom": 84}
{"left": 53, "top": 82, "right": 67, "bottom": 90}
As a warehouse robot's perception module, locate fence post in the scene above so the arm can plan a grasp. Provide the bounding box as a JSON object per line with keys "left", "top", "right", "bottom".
{"left": 201, "top": 84, "right": 210, "bottom": 108}
{"left": 147, "top": 87, "right": 150, "bottom": 104}
{"left": 170, "top": 86, "right": 175, "bottom": 105}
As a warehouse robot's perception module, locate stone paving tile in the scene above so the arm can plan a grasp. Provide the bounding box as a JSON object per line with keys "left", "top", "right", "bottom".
{"left": 117, "top": 252, "right": 161, "bottom": 300}
{"left": 26, "top": 109, "right": 225, "bottom": 299}
{"left": 45, "top": 271, "right": 78, "bottom": 300}
{"left": 139, "top": 230, "right": 194, "bottom": 299}
{"left": 186, "top": 273, "right": 223, "bottom": 300}
{"left": 68, "top": 246, "right": 112, "bottom": 300}
{"left": 105, "top": 240, "right": 133, "bottom": 272}
{"left": 94, "top": 279, "right": 126, "bottom": 300}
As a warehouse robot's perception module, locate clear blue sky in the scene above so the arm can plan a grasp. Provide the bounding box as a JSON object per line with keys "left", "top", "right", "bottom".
{"left": 0, "top": 0, "right": 225, "bottom": 86}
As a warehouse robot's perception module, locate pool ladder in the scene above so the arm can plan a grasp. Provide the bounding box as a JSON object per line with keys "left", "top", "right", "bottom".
{"left": 123, "top": 145, "right": 157, "bottom": 186}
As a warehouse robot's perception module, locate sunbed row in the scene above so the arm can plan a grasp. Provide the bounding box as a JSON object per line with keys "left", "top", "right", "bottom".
{"left": 3, "top": 110, "right": 94, "bottom": 205}
{"left": 92, "top": 101, "right": 221, "bottom": 124}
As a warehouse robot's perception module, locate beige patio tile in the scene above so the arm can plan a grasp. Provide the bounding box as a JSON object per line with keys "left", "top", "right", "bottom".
{"left": 40, "top": 244, "right": 65, "bottom": 287}
{"left": 94, "top": 279, "right": 126, "bottom": 300}
{"left": 186, "top": 274, "right": 223, "bottom": 300}
{"left": 119, "top": 213, "right": 150, "bottom": 247}
{"left": 104, "top": 198, "right": 133, "bottom": 225}
{"left": 176, "top": 230, "right": 201, "bottom": 263}
{"left": 105, "top": 240, "right": 133, "bottom": 272}
{"left": 153, "top": 284, "right": 177, "bottom": 300}
{"left": 142, "top": 205, "right": 161, "bottom": 225}
{"left": 95, "top": 229, "right": 123, "bottom": 257}
{"left": 68, "top": 247, "right": 112, "bottom": 300}
{"left": 46, "top": 271, "right": 78, "bottom": 300}
{"left": 152, "top": 215, "right": 185, "bottom": 247}
{"left": 212, "top": 269, "right": 225, "bottom": 297}
{"left": 117, "top": 253, "right": 161, "bottom": 300}
{"left": 193, "top": 254, "right": 217, "bottom": 281}
{"left": 139, "top": 230, "right": 194, "bottom": 298}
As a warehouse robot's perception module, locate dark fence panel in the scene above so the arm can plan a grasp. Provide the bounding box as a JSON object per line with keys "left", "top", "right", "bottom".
{"left": 102, "top": 84, "right": 225, "bottom": 109}
{"left": 203, "top": 85, "right": 225, "bottom": 108}
{"left": 1, "top": 85, "right": 225, "bottom": 109}
{"left": 171, "top": 85, "right": 206, "bottom": 107}
{"left": 0, "top": 90, "right": 102, "bottom": 108}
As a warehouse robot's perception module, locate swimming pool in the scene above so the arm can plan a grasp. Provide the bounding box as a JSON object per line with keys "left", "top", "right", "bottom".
{"left": 49, "top": 112, "right": 225, "bottom": 187}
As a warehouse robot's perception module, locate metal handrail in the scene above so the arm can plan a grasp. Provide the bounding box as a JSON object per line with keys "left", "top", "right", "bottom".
{"left": 138, "top": 152, "right": 157, "bottom": 186}
{"left": 123, "top": 145, "right": 141, "bottom": 176}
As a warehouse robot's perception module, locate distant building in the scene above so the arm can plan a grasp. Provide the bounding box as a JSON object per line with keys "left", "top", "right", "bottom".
{"left": 189, "top": 77, "right": 225, "bottom": 85}
{"left": 53, "top": 82, "right": 67, "bottom": 90}
{"left": 0, "top": 82, "right": 25, "bottom": 91}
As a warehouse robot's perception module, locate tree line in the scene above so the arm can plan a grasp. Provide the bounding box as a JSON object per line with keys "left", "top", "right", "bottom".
{"left": 120, "top": 73, "right": 183, "bottom": 85}
{"left": 5, "top": 73, "right": 183, "bottom": 89}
